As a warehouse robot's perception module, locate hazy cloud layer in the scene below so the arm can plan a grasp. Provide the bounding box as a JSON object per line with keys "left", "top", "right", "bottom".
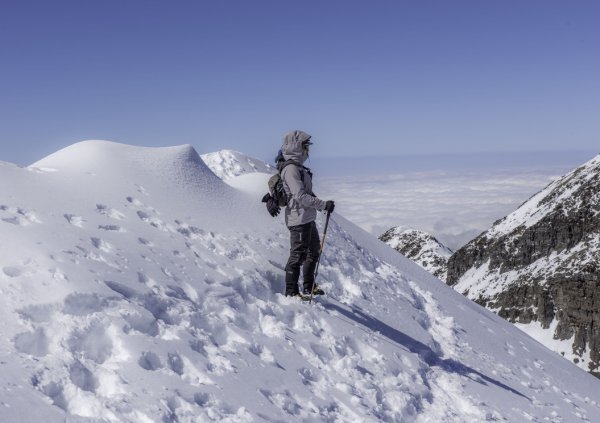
{"left": 318, "top": 168, "right": 565, "bottom": 250}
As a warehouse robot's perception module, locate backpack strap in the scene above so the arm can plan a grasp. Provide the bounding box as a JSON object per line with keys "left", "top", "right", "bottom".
{"left": 280, "top": 160, "right": 306, "bottom": 182}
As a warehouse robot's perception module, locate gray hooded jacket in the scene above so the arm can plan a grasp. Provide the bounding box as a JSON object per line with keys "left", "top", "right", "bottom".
{"left": 280, "top": 130, "right": 326, "bottom": 227}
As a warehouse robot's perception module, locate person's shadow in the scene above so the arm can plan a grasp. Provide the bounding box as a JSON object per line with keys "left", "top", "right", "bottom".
{"left": 322, "top": 300, "right": 530, "bottom": 400}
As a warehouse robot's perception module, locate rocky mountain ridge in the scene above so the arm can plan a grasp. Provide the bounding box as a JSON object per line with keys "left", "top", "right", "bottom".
{"left": 447, "top": 153, "right": 600, "bottom": 377}
{"left": 380, "top": 227, "right": 453, "bottom": 280}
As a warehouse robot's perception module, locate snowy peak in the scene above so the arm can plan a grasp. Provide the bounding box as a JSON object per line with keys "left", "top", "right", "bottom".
{"left": 447, "top": 152, "right": 600, "bottom": 376}
{"left": 488, "top": 152, "right": 600, "bottom": 238}
{"left": 380, "top": 227, "right": 453, "bottom": 280}
{"left": 30, "top": 140, "right": 228, "bottom": 198}
{"left": 201, "top": 149, "right": 275, "bottom": 180}
{"left": 32, "top": 140, "right": 213, "bottom": 177}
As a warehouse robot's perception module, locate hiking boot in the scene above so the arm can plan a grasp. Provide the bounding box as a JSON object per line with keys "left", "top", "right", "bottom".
{"left": 303, "top": 284, "right": 325, "bottom": 296}
{"left": 286, "top": 292, "right": 310, "bottom": 301}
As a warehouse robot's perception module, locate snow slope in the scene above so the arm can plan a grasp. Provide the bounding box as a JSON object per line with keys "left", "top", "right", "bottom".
{"left": 379, "top": 226, "right": 453, "bottom": 281}
{"left": 201, "top": 150, "right": 275, "bottom": 180}
{"left": 0, "top": 140, "right": 598, "bottom": 422}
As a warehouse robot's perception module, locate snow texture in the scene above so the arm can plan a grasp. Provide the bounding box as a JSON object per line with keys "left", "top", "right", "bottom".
{"left": 201, "top": 149, "right": 275, "bottom": 181}
{"left": 0, "top": 140, "right": 598, "bottom": 422}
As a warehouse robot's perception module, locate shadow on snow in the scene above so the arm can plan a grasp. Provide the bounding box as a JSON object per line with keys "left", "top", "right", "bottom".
{"left": 322, "top": 300, "right": 530, "bottom": 401}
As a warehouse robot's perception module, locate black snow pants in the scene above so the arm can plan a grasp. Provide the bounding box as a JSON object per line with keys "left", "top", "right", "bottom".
{"left": 285, "top": 221, "right": 320, "bottom": 295}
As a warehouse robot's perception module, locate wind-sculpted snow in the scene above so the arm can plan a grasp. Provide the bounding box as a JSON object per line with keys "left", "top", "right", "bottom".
{"left": 201, "top": 149, "right": 275, "bottom": 180}
{"left": 0, "top": 142, "right": 598, "bottom": 422}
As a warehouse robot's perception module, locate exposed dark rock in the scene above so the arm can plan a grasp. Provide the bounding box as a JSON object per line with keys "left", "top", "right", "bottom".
{"left": 447, "top": 154, "right": 600, "bottom": 377}
{"left": 380, "top": 227, "right": 453, "bottom": 280}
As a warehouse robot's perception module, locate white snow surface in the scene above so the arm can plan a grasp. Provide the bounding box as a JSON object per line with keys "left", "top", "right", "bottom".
{"left": 201, "top": 149, "right": 275, "bottom": 181}
{"left": 0, "top": 140, "right": 598, "bottom": 422}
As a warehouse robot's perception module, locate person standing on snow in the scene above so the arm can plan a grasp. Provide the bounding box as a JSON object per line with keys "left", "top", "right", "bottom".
{"left": 279, "top": 130, "right": 335, "bottom": 298}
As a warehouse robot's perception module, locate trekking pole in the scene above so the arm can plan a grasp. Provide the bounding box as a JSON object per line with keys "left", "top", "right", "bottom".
{"left": 310, "top": 210, "right": 332, "bottom": 304}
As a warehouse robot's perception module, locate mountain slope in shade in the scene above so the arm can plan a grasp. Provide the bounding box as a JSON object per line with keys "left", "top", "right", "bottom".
{"left": 201, "top": 149, "right": 275, "bottom": 180}
{"left": 380, "top": 227, "right": 453, "bottom": 280}
{"left": 0, "top": 140, "right": 598, "bottom": 422}
{"left": 447, "top": 153, "right": 600, "bottom": 377}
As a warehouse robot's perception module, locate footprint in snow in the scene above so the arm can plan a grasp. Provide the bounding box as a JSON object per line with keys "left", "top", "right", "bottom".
{"left": 135, "top": 184, "right": 149, "bottom": 196}
{"left": 176, "top": 223, "right": 206, "bottom": 240}
{"left": 69, "top": 360, "right": 99, "bottom": 393}
{"left": 1, "top": 216, "right": 22, "bottom": 225}
{"left": 137, "top": 271, "right": 150, "bottom": 284}
{"left": 168, "top": 352, "right": 184, "bottom": 375}
{"left": 17, "top": 303, "right": 56, "bottom": 323}
{"left": 127, "top": 196, "right": 160, "bottom": 215}
{"left": 505, "top": 342, "right": 516, "bottom": 356}
{"left": 123, "top": 311, "right": 160, "bottom": 337}
{"left": 126, "top": 196, "right": 144, "bottom": 207}
{"left": 137, "top": 210, "right": 170, "bottom": 231}
{"left": 13, "top": 327, "right": 49, "bottom": 357}
{"left": 298, "top": 367, "right": 322, "bottom": 386}
{"left": 66, "top": 321, "right": 113, "bottom": 364}
{"left": 141, "top": 294, "right": 181, "bottom": 325}
{"left": 64, "top": 213, "right": 85, "bottom": 228}
{"left": 37, "top": 381, "right": 68, "bottom": 411}
{"left": 191, "top": 393, "right": 248, "bottom": 421}
{"left": 62, "top": 292, "right": 108, "bottom": 316}
{"left": 138, "top": 351, "right": 163, "bottom": 371}
{"left": 308, "top": 343, "right": 334, "bottom": 365}
{"left": 1, "top": 206, "right": 41, "bottom": 226}
{"left": 259, "top": 389, "right": 303, "bottom": 416}
{"left": 164, "top": 284, "right": 191, "bottom": 301}
{"left": 104, "top": 280, "right": 140, "bottom": 299}
{"left": 189, "top": 339, "right": 209, "bottom": 357}
{"left": 193, "top": 392, "right": 212, "bottom": 407}
{"left": 3, "top": 266, "right": 24, "bottom": 278}
{"left": 96, "top": 204, "right": 125, "bottom": 220}
{"left": 249, "top": 344, "right": 283, "bottom": 368}
{"left": 138, "top": 237, "right": 154, "bottom": 246}
{"left": 91, "top": 237, "right": 114, "bottom": 253}
{"left": 98, "top": 224, "right": 125, "bottom": 232}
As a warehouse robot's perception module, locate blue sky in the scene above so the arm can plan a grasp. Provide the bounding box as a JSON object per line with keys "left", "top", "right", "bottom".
{"left": 1, "top": 0, "right": 599, "bottom": 165}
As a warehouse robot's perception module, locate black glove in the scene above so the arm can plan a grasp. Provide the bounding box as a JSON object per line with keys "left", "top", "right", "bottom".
{"left": 262, "top": 193, "right": 281, "bottom": 217}
{"left": 324, "top": 200, "right": 335, "bottom": 213}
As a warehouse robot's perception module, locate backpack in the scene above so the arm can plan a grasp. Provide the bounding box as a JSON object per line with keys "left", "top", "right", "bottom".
{"left": 261, "top": 160, "right": 304, "bottom": 217}
{"left": 274, "top": 161, "right": 306, "bottom": 204}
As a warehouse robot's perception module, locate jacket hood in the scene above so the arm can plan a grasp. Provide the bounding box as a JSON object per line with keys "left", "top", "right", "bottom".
{"left": 281, "top": 130, "right": 312, "bottom": 163}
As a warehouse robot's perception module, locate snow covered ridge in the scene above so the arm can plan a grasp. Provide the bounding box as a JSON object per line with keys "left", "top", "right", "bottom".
{"left": 201, "top": 149, "right": 275, "bottom": 180}
{"left": 447, "top": 153, "right": 600, "bottom": 377}
{"left": 486, "top": 153, "right": 600, "bottom": 238}
{"left": 0, "top": 140, "right": 599, "bottom": 422}
{"left": 379, "top": 227, "right": 453, "bottom": 281}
